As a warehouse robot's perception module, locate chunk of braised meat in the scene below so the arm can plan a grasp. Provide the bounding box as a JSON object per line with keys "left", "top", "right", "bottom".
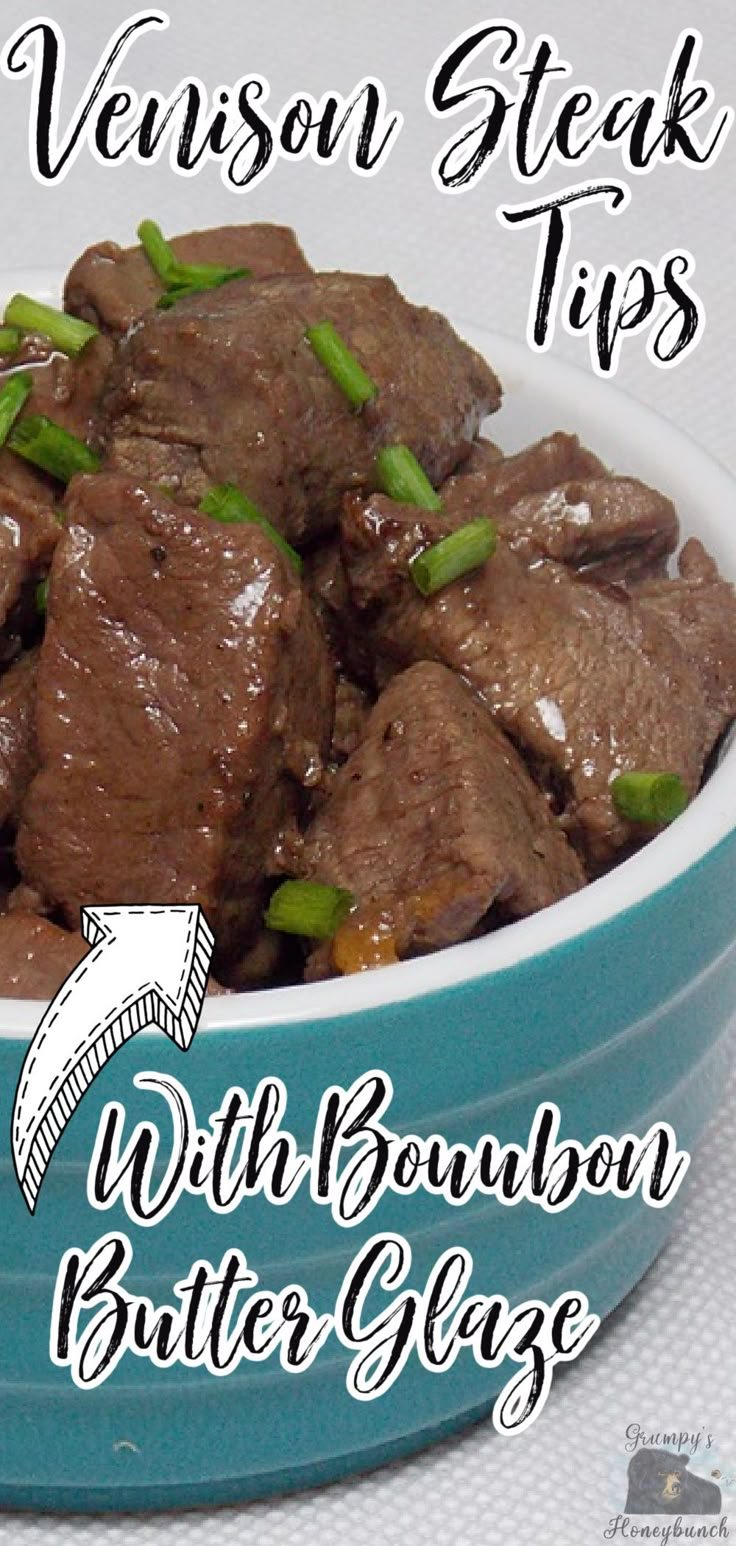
{"left": 104, "top": 271, "right": 501, "bottom": 543}
{"left": 303, "top": 662, "right": 584, "bottom": 977}
{"left": 331, "top": 676, "right": 371, "bottom": 762}
{"left": 4, "top": 880, "right": 48, "bottom": 915}
{"left": 0, "top": 912, "right": 89, "bottom": 998}
{"left": 451, "top": 437, "right": 504, "bottom": 475}
{"left": 0, "top": 339, "right": 113, "bottom": 504}
{"left": 441, "top": 435, "right": 678, "bottom": 583}
{"left": 499, "top": 481, "right": 678, "bottom": 583}
{"left": 0, "top": 910, "right": 227, "bottom": 1000}
{"left": 17, "top": 474, "right": 335, "bottom": 968}
{"left": 444, "top": 432, "right": 605, "bottom": 508}
{"left": 339, "top": 495, "right": 713, "bottom": 865}
{"left": 635, "top": 538, "right": 736, "bottom": 742}
{"left": 0, "top": 650, "right": 38, "bottom": 830}
{"left": 0, "top": 333, "right": 53, "bottom": 369}
{"left": 64, "top": 223, "right": 312, "bottom": 336}
{"left": 0, "top": 484, "right": 58, "bottom": 641}
{"left": 222, "top": 929, "right": 288, "bottom": 992}
{"left": 0, "top": 340, "right": 114, "bottom": 654}
{"left": 305, "top": 541, "right": 376, "bottom": 686}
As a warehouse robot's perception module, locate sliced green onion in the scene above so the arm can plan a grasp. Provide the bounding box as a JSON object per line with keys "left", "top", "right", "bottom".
{"left": 199, "top": 483, "right": 302, "bottom": 573}
{"left": 137, "top": 219, "right": 179, "bottom": 283}
{"left": 375, "top": 444, "right": 443, "bottom": 511}
{"left": 156, "top": 276, "right": 249, "bottom": 310}
{"left": 156, "top": 285, "right": 199, "bottom": 310}
{"left": 4, "top": 294, "right": 98, "bottom": 357}
{"left": 611, "top": 771, "right": 689, "bottom": 825}
{"left": 171, "top": 259, "right": 250, "bottom": 288}
{"left": 7, "top": 415, "right": 101, "bottom": 483}
{"left": 0, "top": 371, "right": 33, "bottom": 446}
{"left": 306, "top": 321, "right": 377, "bottom": 410}
{"left": 265, "top": 880, "right": 354, "bottom": 939}
{"left": 410, "top": 517, "right": 497, "bottom": 597}
{"left": 35, "top": 577, "right": 49, "bottom": 614}
{"left": 138, "top": 220, "right": 250, "bottom": 303}
{"left": 0, "top": 326, "right": 22, "bottom": 357}
{"left": 155, "top": 277, "right": 250, "bottom": 309}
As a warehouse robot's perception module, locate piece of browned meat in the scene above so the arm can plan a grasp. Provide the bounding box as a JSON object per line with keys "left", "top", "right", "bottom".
{"left": 305, "top": 541, "right": 376, "bottom": 686}
{"left": 440, "top": 435, "right": 678, "bottom": 583}
{"left": 0, "top": 341, "right": 114, "bottom": 652}
{"left": 103, "top": 271, "right": 501, "bottom": 543}
{"left": 0, "top": 910, "right": 228, "bottom": 999}
{"left": 635, "top": 538, "right": 736, "bottom": 743}
{"left": 497, "top": 479, "right": 678, "bottom": 582}
{"left": 0, "top": 340, "right": 113, "bottom": 503}
{"left": 0, "top": 911, "right": 89, "bottom": 998}
{"left": 339, "top": 495, "right": 713, "bottom": 865}
{"left": 17, "top": 473, "right": 335, "bottom": 967}
{"left": 0, "top": 650, "right": 38, "bottom": 829}
{"left": 331, "top": 676, "right": 370, "bottom": 762}
{"left": 0, "top": 333, "right": 53, "bottom": 369}
{"left": 0, "top": 483, "right": 59, "bottom": 641}
{"left": 64, "top": 224, "right": 312, "bottom": 336}
{"left": 444, "top": 432, "right": 605, "bottom": 508}
{"left": 302, "top": 662, "right": 584, "bottom": 976}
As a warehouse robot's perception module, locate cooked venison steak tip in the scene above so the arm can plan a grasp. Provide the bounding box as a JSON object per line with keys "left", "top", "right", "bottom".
{"left": 339, "top": 494, "right": 714, "bottom": 865}
{"left": 0, "top": 483, "right": 59, "bottom": 637}
{"left": 0, "top": 911, "right": 89, "bottom": 998}
{"left": 0, "top": 342, "right": 113, "bottom": 642}
{"left": 439, "top": 434, "right": 679, "bottom": 583}
{"left": 634, "top": 537, "right": 736, "bottom": 742}
{"left": 16, "top": 473, "right": 335, "bottom": 965}
{"left": 331, "top": 675, "right": 371, "bottom": 762}
{"left": 453, "top": 437, "right": 505, "bottom": 474}
{"left": 492, "top": 478, "right": 679, "bottom": 583}
{"left": 1, "top": 332, "right": 53, "bottom": 368}
{"left": 0, "top": 909, "right": 227, "bottom": 999}
{"left": 64, "top": 223, "right": 312, "bottom": 336}
{"left": 305, "top": 540, "right": 377, "bottom": 686}
{"left": 0, "top": 339, "right": 113, "bottom": 503}
{"left": 302, "top": 661, "right": 585, "bottom": 976}
{"left": 0, "top": 650, "right": 38, "bottom": 830}
{"left": 103, "top": 271, "right": 501, "bottom": 543}
{"left": 444, "top": 432, "right": 606, "bottom": 507}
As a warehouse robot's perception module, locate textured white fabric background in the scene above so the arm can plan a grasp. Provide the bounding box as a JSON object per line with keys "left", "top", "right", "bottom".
{"left": 0, "top": 1, "right": 734, "bottom": 1540}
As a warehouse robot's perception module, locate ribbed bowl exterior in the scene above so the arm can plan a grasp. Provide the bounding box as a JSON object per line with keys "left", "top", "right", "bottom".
{"left": 0, "top": 827, "right": 734, "bottom": 1511}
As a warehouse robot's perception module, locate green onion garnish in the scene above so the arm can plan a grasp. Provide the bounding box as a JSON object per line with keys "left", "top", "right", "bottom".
{"left": 410, "top": 517, "right": 497, "bottom": 597}
{"left": 199, "top": 483, "right": 302, "bottom": 573}
{"left": 4, "top": 295, "right": 98, "bottom": 357}
{"left": 611, "top": 771, "right": 689, "bottom": 825}
{"left": 137, "top": 220, "right": 250, "bottom": 304}
{"left": 375, "top": 444, "right": 443, "bottom": 511}
{"left": 0, "top": 326, "right": 22, "bottom": 357}
{"left": 265, "top": 880, "right": 354, "bottom": 939}
{"left": 306, "top": 321, "right": 377, "bottom": 410}
{"left": 35, "top": 577, "right": 49, "bottom": 614}
{"left": 7, "top": 415, "right": 101, "bottom": 483}
{"left": 137, "top": 219, "right": 179, "bottom": 283}
{"left": 169, "top": 259, "right": 250, "bottom": 288}
{"left": 0, "top": 371, "right": 33, "bottom": 446}
{"left": 155, "top": 274, "right": 250, "bottom": 309}
{"left": 156, "top": 286, "right": 200, "bottom": 310}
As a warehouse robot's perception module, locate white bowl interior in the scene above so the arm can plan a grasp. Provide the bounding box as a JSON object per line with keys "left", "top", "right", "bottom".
{"left": 0, "top": 286, "right": 734, "bottom": 1036}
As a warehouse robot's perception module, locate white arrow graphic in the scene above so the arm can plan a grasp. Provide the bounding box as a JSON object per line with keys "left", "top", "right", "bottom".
{"left": 11, "top": 905, "right": 215, "bottom": 1213}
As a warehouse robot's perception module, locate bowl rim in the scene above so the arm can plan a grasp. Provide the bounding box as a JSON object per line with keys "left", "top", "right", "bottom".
{"left": 0, "top": 309, "right": 734, "bottom": 1039}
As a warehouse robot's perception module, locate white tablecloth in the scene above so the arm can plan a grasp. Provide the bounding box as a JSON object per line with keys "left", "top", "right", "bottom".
{"left": 0, "top": 1, "right": 734, "bottom": 1540}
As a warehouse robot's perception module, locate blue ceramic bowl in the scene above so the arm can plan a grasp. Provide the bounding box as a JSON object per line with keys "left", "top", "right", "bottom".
{"left": 1, "top": 328, "right": 735, "bottom": 1512}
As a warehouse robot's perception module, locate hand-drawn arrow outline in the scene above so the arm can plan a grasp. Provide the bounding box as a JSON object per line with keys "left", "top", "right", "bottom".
{"left": 11, "top": 905, "right": 214, "bottom": 1214}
